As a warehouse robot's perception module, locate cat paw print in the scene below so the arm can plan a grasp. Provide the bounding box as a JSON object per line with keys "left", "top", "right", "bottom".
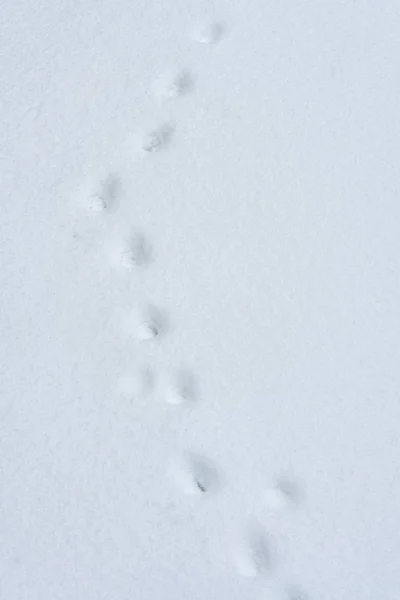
{"left": 170, "top": 453, "right": 220, "bottom": 496}
{"left": 106, "top": 230, "right": 152, "bottom": 270}
{"left": 264, "top": 477, "right": 302, "bottom": 513}
{"left": 140, "top": 123, "right": 175, "bottom": 153}
{"left": 164, "top": 368, "right": 197, "bottom": 406}
{"left": 77, "top": 172, "right": 120, "bottom": 213}
{"left": 192, "top": 21, "right": 226, "bottom": 45}
{"left": 154, "top": 69, "right": 194, "bottom": 101}
{"left": 234, "top": 523, "right": 274, "bottom": 578}
{"left": 124, "top": 304, "right": 168, "bottom": 342}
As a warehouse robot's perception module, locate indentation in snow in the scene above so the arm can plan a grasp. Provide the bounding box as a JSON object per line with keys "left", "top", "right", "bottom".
{"left": 140, "top": 123, "right": 175, "bottom": 153}
{"left": 125, "top": 304, "right": 167, "bottom": 341}
{"left": 235, "top": 525, "right": 272, "bottom": 577}
{"left": 107, "top": 230, "right": 151, "bottom": 270}
{"left": 78, "top": 172, "right": 120, "bottom": 213}
{"left": 194, "top": 21, "right": 226, "bottom": 44}
{"left": 165, "top": 369, "right": 196, "bottom": 405}
{"left": 156, "top": 69, "right": 194, "bottom": 101}
{"left": 171, "top": 453, "right": 219, "bottom": 496}
{"left": 284, "top": 585, "right": 308, "bottom": 600}
{"left": 137, "top": 321, "right": 159, "bottom": 341}
{"left": 264, "top": 478, "right": 301, "bottom": 512}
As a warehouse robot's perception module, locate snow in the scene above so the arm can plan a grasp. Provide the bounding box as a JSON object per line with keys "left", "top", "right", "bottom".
{"left": 1, "top": 0, "right": 400, "bottom": 598}
{"left": 164, "top": 368, "right": 196, "bottom": 406}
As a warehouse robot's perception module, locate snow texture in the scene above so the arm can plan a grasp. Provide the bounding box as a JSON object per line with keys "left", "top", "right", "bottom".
{"left": 1, "top": 0, "right": 400, "bottom": 599}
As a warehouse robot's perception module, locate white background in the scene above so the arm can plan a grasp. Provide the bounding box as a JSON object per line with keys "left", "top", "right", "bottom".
{"left": 1, "top": 1, "right": 400, "bottom": 598}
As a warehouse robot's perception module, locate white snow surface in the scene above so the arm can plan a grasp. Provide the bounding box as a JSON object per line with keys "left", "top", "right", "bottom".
{"left": 1, "top": 1, "right": 400, "bottom": 599}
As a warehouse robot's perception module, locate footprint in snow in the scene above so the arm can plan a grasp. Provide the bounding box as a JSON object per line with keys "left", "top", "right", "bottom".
{"left": 154, "top": 69, "right": 194, "bottom": 102}
{"left": 284, "top": 585, "right": 309, "bottom": 600}
{"left": 106, "top": 230, "right": 152, "bottom": 270}
{"left": 140, "top": 123, "right": 175, "bottom": 153}
{"left": 193, "top": 21, "right": 226, "bottom": 45}
{"left": 234, "top": 523, "right": 273, "bottom": 578}
{"left": 164, "top": 368, "right": 197, "bottom": 406}
{"left": 77, "top": 172, "right": 120, "bottom": 213}
{"left": 124, "top": 304, "right": 168, "bottom": 342}
{"left": 264, "top": 477, "right": 302, "bottom": 513}
{"left": 170, "top": 453, "right": 219, "bottom": 496}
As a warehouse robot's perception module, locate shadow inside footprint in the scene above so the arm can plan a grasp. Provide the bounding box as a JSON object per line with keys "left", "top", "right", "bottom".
{"left": 163, "top": 69, "right": 194, "bottom": 98}
{"left": 135, "top": 304, "right": 169, "bottom": 341}
{"left": 265, "top": 476, "right": 303, "bottom": 512}
{"left": 236, "top": 523, "right": 274, "bottom": 577}
{"left": 285, "top": 586, "right": 308, "bottom": 600}
{"left": 126, "top": 231, "right": 152, "bottom": 267}
{"left": 166, "top": 368, "right": 197, "bottom": 405}
{"left": 93, "top": 173, "right": 120, "bottom": 211}
{"left": 190, "top": 454, "right": 219, "bottom": 493}
{"left": 195, "top": 21, "right": 226, "bottom": 44}
{"left": 172, "top": 453, "right": 220, "bottom": 496}
{"left": 141, "top": 123, "right": 175, "bottom": 153}
{"left": 276, "top": 477, "right": 303, "bottom": 506}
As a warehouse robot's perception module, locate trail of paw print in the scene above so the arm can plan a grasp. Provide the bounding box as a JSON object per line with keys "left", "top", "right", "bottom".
{"left": 231, "top": 477, "right": 307, "bottom": 600}
{"left": 116, "top": 52, "right": 200, "bottom": 387}
{"left": 166, "top": 453, "right": 306, "bottom": 588}
{"left": 72, "top": 167, "right": 162, "bottom": 371}
{"left": 72, "top": 17, "right": 225, "bottom": 430}
{"left": 233, "top": 477, "right": 302, "bottom": 579}
{"left": 166, "top": 452, "right": 306, "bottom": 592}
{"left": 75, "top": 24, "right": 307, "bottom": 598}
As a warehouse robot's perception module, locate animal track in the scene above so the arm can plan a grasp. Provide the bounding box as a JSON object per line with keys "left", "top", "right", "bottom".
{"left": 73, "top": 17, "right": 307, "bottom": 600}
{"left": 284, "top": 585, "right": 308, "bottom": 600}
{"left": 235, "top": 524, "right": 272, "bottom": 578}
{"left": 126, "top": 231, "right": 152, "bottom": 266}
{"left": 140, "top": 123, "right": 175, "bottom": 153}
{"left": 194, "top": 21, "right": 226, "bottom": 45}
{"left": 125, "top": 304, "right": 167, "bottom": 342}
{"left": 107, "top": 230, "right": 152, "bottom": 270}
{"left": 79, "top": 172, "right": 119, "bottom": 213}
{"left": 136, "top": 320, "right": 160, "bottom": 341}
{"left": 171, "top": 453, "right": 219, "bottom": 496}
{"left": 161, "top": 69, "right": 194, "bottom": 99}
{"left": 264, "top": 477, "right": 301, "bottom": 512}
{"left": 165, "top": 369, "right": 196, "bottom": 405}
